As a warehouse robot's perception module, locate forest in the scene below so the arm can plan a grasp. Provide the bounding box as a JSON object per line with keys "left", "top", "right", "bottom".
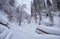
{"left": 0, "top": 0, "right": 60, "bottom": 39}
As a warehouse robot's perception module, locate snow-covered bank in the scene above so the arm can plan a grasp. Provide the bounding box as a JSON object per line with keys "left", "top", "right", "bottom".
{"left": 0, "top": 24, "right": 12, "bottom": 39}
{"left": 0, "top": 11, "right": 9, "bottom": 24}
{"left": 37, "top": 25, "right": 60, "bottom": 35}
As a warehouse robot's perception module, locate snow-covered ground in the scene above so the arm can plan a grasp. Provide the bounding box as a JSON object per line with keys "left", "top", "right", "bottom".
{"left": 0, "top": 12, "right": 60, "bottom": 39}
{"left": 6, "top": 22, "right": 60, "bottom": 39}
{"left": 8, "top": 22, "right": 60, "bottom": 39}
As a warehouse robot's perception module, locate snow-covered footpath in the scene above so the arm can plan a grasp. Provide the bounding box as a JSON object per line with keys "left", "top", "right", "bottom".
{"left": 7, "top": 22, "right": 60, "bottom": 39}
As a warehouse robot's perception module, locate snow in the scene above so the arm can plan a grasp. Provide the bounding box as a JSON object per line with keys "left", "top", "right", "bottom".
{"left": 9, "top": 22, "right": 60, "bottom": 39}
{"left": 54, "top": 16, "right": 60, "bottom": 27}
{"left": 0, "top": 13, "right": 60, "bottom": 39}
{"left": 0, "top": 24, "right": 12, "bottom": 39}
{"left": 41, "top": 15, "right": 60, "bottom": 27}
{"left": 0, "top": 11, "right": 9, "bottom": 24}
{"left": 0, "top": 24, "right": 8, "bottom": 34}
{"left": 16, "top": 0, "right": 32, "bottom": 14}
{"left": 1, "top": 21, "right": 58, "bottom": 39}
{"left": 5, "top": 29, "right": 13, "bottom": 39}
{"left": 0, "top": 6, "right": 60, "bottom": 39}
{"left": 0, "top": 21, "right": 60, "bottom": 39}
{"left": 0, "top": 0, "right": 60, "bottom": 39}
{"left": 33, "top": 34, "right": 60, "bottom": 39}
{"left": 37, "top": 25, "right": 60, "bottom": 35}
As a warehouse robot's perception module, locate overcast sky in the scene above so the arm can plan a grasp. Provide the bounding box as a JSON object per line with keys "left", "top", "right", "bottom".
{"left": 16, "top": 0, "right": 32, "bottom": 14}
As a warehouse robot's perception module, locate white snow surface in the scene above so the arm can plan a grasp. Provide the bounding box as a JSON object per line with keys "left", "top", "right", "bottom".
{"left": 0, "top": 21, "right": 60, "bottom": 39}
{"left": 8, "top": 22, "right": 60, "bottom": 39}
{"left": 0, "top": 11, "right": 9, "bottom": 24}
{"left": 0, "top": 12, "right": 60, "bottom": 39}
{"left": 37, "top": 25, "right": 60, "bottom": 35}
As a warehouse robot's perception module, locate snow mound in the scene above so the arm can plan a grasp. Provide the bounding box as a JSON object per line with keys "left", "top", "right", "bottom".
{"left": 0, "top": 11, "right": 9, "bottom": 24}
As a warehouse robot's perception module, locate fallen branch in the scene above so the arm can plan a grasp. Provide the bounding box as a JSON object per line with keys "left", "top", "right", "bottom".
{"left": 0, "top": 22, "right": 10, "bottom": 29}
{"left": 36, "top": 28, "right": 60, "bottom": 36}
{"left": 36, "top": 28, "right": 49, "bottom": 34}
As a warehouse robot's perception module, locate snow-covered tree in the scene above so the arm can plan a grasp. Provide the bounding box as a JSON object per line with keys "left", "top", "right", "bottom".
{"left": 46, "top": 10, "right": 54, "bottom": 26}
{"left": 9, "top": 0, "right": 15, "bottom": 7}
{"left": 31, "top": 0, "right": 44, "bottom": 25}
{"left": 16, "top": 4, "right": 27, "bottom": 25}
